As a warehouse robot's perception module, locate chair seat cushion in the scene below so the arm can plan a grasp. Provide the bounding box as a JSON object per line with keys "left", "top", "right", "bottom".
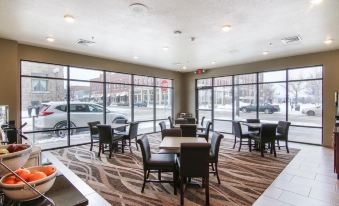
{"left": 275, "top": 133, "right": 285, "bottom": 140}
{"left": 147, "top": 154, "right": 176, "bottom": 170}
{"left": 197, "top": 132, "right": 206, "bottom": 137}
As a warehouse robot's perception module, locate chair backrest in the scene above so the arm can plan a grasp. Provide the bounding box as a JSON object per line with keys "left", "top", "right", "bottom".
{"left": 204, "top": 121, "right": 212, "bottom": 136}
{"left": 232, "top": 121, "right": 243, "bottom": 138}
{"left": 260, "top": 124, "right": 277, "bottom": 142}
{"left": 168, "top": 116, "right": 174, "bottom": 128}
{"left": 175, "top": 119, "right": 188, "bottom": 124}
{"left": 88, "top": 121, "right": 101, "bottom": 137}
{"left": 97, "top": 124, "right": 112, "bottom": 144}
{"left": 210, "top": 132, "right": 224, "bottom": 162}
{"left": 159, "top": 121, "right": 167, "bottom": 131}
{"left": 186, "top": 117, "right": 196, "bottom": 124}
{"left": 180, "top": 143, "right": 211, "bottom": 177}
{"left": 128, "top": 122, "right": 139, "bottom": 139}
{"left": 161, "top": 128, "right": 182, "bottom": 139}
{"left": 277, "top": 121, "right": 291, "bottom": 140}
{"left": 180, "top": 124, "right": 197, "bottom": 137}
{"left": 113, "top": 118, "right": 128, "bottom": 132}
{"left": 246, "top": 119, "right": 261, "bottom": 131}
{"left": 137, "top": 135, "right": 152, "bottom": 168}
{"left": 201, "top": 116, "right": 205, "bottom": 126}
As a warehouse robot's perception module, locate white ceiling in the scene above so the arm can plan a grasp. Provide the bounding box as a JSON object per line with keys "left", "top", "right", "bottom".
{"left": 0, "top": 0, "right": 338, "bottom": 72}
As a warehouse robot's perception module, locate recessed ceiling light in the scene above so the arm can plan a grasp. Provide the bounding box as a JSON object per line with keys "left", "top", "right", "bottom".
{"left": 133, "top": 56, "right": 139, "bottom": 60}
{"left": 324, "top": 39, "right": 333, "bottom": 45}
{"left": 310, "top": 0, "right": 323, "bottom": 5}
{"left": 162, "top": 46, "right": 169, "bottom": 51}
{"left": 46, "top": 37, "right": 55, "bottom": 42}
{"left": 262, "top": 51, "right": 269, "bottom": 55}
{"left": 222, "top": 25, "right": 232, "bottom": 32}
{"left": 182, "top": 66, "right": 187, "bottom": 70}
{"left": 64, "top": 15, "right": 75, "bottom": 23}
{"left": 211, "top": 61, "right": 216, "bottom": 65}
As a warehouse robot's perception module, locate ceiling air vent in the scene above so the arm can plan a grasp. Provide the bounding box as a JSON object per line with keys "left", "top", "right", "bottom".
{"left": 75, "top": 39, "right": 95, "bottom": 47}
{"left": 281, "top": 35, "right": 302, "bottom": 45}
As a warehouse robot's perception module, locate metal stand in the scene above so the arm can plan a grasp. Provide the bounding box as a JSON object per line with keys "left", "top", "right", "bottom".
{"left": 0, "top": 160, "right": 55, "bottom": 206}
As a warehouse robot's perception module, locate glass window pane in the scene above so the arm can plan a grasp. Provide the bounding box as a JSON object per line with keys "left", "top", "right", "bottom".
{"left": 70, "top": 128, "right": 90, "bottom": 146}
{"left": 214, "top": 76, "right": 232, "bottom": 86}
{"left": 134, "top": 86, "right": 154, "bottom": 121}
{"left": 288, "top": 66, "right": 322, "bottom": 81}
{"left": 234, "top": 73, "right": 257, "bottom": 84}
{"left": 70, "top": 81, "right": 104, "bottom": 129}
{"left": 70, "top": 67, "right": 103, "bottom": 81}
{"left": 106, "top": 84, "right": 131, "bottom": 122}
{"left": 197, "top": 78, "right": 212, "bottom": 88}
{"left": 214, "top": 87, "right": 232, "bottom": 120}
{"left": 258, "top": 83, "right": 286, "bottom": 123}
{"left": 259, "top": 70, "right": 286, "bottom": 82}
{"left": 25, "top": 131, "right": 68, "bottom": 150}
{"left": 156, "top": 120, "right": 170, "bottom": 132}
{"left": 234, "top": 84, "right": 257, "bottom": 120}
{"left": 198, "top": 110, "right": 212, "bottom": 123}
{"left": 134, "top": 75, "right": 154, "bottom": 86}
{"left": 106, "top": 72, "right": 131, "bottom": 84}
{"left": 198, "top": 89, "right": 212, "bottom": 109}
{"left": 156, "top": 88, "right": 172, "bottom": 120}
{"left": 138, "top": 121, "right": 154, "bottom": 134}
{"left": 214, "top": 120, "right": 232, "bottom": 133}
{"left": 288, "top": 80, "right": 322, "bottom": 127}
{"left": 156, "top": 78, "right": 172, "bottom": 87}
{"left": 289, "top": 126, "right": 322, "bottom": 144}
{"left": 21, "top": 61, "right": 67, "bottom": 79}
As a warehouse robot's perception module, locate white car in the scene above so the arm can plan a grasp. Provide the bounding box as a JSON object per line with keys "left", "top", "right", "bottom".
{"left": 301, "top": 105, "right": 322, "bottom": 116}
{"left": 35, "top": 101, "right": 127, "bottom": 137}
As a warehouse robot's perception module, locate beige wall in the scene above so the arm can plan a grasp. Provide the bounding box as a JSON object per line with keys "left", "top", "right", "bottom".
{"left": 183, "top": 50, "right": 339, "bottom": 147}
{"left": 0, "top": 38, "right": 184, "bottom": 128}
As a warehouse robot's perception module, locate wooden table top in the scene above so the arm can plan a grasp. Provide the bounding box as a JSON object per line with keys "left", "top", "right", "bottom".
{"left": 159, "top": 136, "right": 207, "bottom": 150}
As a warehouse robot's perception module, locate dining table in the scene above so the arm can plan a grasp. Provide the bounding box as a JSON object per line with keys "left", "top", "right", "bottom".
{"left": 159, "top": 136, "right": 207, "bottom": 154}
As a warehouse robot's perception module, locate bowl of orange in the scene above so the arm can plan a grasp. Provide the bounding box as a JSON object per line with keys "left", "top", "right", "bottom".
{"left": 0, "top": 165, "right": 57, "bottom": 201}
{"left": 0, "top": 144, "right": 32, "bottom": 176}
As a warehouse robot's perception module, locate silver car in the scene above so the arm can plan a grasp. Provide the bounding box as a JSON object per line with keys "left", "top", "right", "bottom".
{"left": 35, "top": 101, "right": 126, "bottom": 137}
{"left": 301, "top": 105, "right": 322, "bottom": 116}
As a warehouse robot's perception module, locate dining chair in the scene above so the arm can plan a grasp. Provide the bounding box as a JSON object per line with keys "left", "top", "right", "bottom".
{"left": 186, "top": 117, "right": 196, "bottom": 124}
{"left": 97, "top": 124, "right": 124, "bottom": 158}
{"left": 175, "top": 119, "right": 188, "bottom": 124}
{"left": 121, "top": 122, "right": 139, "bottom": 152}
{"left": 161, "top": 128, "right": 182, "bottom": 140}
{"left": 275, "top": 121, "right": 291, "bottom": 153}
{"left": 246, "top": 119, "right": 261, "bottom": 133}
{"left": 250, "top": 124, "right": 278, "bottom": 157}
{"left": 177, "top": 143, "right": 211, "bottom": 206}
{"left": 159, "top": 121, "right": 167, "bottom": 132}
{"left": 209, "top": 132, "right": 224, "bottom": 184}
{"left": 232, "top": 121, "right": 252, "bottom": 152}
{"left": 197, "top": 121, "right": 212, "bottom": 142}
{"left": 88, "top": 121, "right": 100, "bottom": 151}
{"left": 168, "top": 116, "right": 174, "bottom": 128}
{"left": 137, "top": 135, "right": 177, "bottom": 195}
{"left": 180, "top": 124, "right": 197, "bottom": 137}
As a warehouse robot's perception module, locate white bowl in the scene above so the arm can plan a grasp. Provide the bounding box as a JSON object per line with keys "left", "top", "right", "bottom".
{"left": 0, "top": 144, "right": 32, "bottom": 176}
{"left": 0, "top": 165, "right": 57, "bottom": 201}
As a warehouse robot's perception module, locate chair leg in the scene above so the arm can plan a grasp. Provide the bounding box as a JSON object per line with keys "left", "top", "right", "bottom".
{"left": 260, "top": 143, "right": 264, "bottom": 157}
{"left": 249, "top": 139, "right": 252, "bottom": 152}
{"left": 109, "top": 144, "right": 112, "bottom": 159}
{"left": 180, "top": 176, "right": 184, "bottom": 206}
{"left": 129, "top": 139, "right": 132, "bottom": 153}
{"left": 211, "top": 163, "right": 215, "bottom": 172}
{"left": 205, "top": 177, "right": 209, "bottom": 206}
{"left": 233, "top": 136, "right": 236, "bottom": 149}
{"left": 238, "top": 138, "right": 242, "bottom": 152}
{"left": 98, "top": 143, "right": 101, "bottom": 157}
{"left": 135, "top": 137, "right": 139, "bottom": 150}
{"left": 273, "top": 141, "right": 277, "bottom": 157}
{"left": 141, "top": 170, "right": 147, "bottom": 193}
{"left": 173, "top": 170, "right": 177, "bottom": 195}
{"left": 90, "top": 139, "right": 93, "bottom": 151}
{"left": 286, "top": 140, "right": 289, "bottom": 153}
{"left": 158, "top": 170, "right": 162, "bottom": 180}
{"left": 146, "top": 170, "right": 150, "bottom": 179}
{"left": 215, "top": 163, "right": 220, "bottom": 184}
{"left": 277, "top": 139, "right": 281, "bottom": 150}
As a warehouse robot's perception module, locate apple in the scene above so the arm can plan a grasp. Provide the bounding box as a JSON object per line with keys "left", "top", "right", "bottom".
{"left": 7, "top": 144, "right": 16, "bottom": 153}
{"left": 14, "top": 145, "right": 26, "bottom": 152}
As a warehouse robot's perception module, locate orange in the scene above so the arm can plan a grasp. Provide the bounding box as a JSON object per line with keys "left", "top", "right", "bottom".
{"left": 15, "top": 168, "right": 31, "bottom": 181}
{"left": 40, "top": 166, "right": 56, "bottom": 176}
{"left": 15, "top": 180, "right": 24, "bottom": 184}
{"left": 28, "top": 171, "right": 47, "bottom": 182}
{"left": 3, "top": 177, "right": 16, "bottom": 184}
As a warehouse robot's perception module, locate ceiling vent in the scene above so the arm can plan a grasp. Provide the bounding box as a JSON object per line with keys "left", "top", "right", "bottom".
{"left": 281, "top": 35, "right": 302, "bottom": 45}
{"left": 75, "top": 39, "right": 95, "bottom": 47}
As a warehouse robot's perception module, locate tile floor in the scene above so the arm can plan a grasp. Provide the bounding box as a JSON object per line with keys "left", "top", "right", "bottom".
{"left": 252, "top": 141, "right": 339, "bottom": 206}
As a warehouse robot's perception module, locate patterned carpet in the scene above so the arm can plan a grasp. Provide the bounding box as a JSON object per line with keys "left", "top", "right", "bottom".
{"left": 51, "top": 133, "right": 298, "bottom": 206}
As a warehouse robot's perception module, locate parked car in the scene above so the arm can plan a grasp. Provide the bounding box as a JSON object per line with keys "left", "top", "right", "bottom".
{"left": 240, "top": 103, "right": 280, "bottom": 114}
{"left": 134, "top": 101, "right": 147, "bottom": 107}
{"left": 302, "top": 105, "right": 321, "bottom": 116}
{"left": 35, "top": 102, "right": 127, "bottom": 137}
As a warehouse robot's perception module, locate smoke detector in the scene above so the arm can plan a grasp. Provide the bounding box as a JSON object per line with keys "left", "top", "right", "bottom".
{"left": 281, "top": 35, "right": 302, "bottom": 45}
{"left": 129, "top": 3, "right": 148, "bottom": 14}
{"left": 75, "top": 38, "right": 95, "bottom": 47}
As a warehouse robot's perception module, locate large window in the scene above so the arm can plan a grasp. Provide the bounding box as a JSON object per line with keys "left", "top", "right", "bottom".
{"left": 21, "top": 61, "right": 173, "bottom": 150}
{"left": 196, "top": 66, "right": 323, "bottom": 144}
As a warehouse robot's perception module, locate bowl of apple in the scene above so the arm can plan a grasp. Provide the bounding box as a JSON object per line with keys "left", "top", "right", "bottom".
{"left": 0, "top": 165, "right": 57, "bottom": 201}
{"left": 0, "top": 144, "right": 32, "bottom": 176}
